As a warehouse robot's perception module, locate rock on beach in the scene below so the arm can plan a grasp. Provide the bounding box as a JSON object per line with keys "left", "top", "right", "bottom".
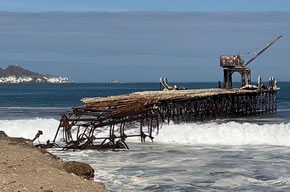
{"left": 0, "top": 130, "right": 8, "bottom": 137}
{"left": 63, "top": 161, "right": 95, "bottom": 180}
{"left": 0, "top": 136, "right": 109, "bottom": 192}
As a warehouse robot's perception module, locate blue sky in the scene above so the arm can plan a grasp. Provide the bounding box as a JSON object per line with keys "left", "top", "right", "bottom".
{"left": 0, "top": 12, "right": 288, "bottom": 82}
{"left": 0, "top": 0, "right": 290, "bottom": 12}
{"left": 0, "top": 2, "right": 289, "bottom": 82}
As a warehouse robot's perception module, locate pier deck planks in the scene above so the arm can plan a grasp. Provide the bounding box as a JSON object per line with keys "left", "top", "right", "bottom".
{"left": 52, "top": 88, "right": 279, "bottom": 150}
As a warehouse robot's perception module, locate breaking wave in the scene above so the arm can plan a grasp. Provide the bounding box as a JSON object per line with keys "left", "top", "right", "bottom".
{"left": 155, "top": 122, "right": 290, "bottom": 146}
{"left": 0, "top": 118, "right": 59, "bottom": 143}
{"left": 1, "top": 118, "right": 290, "bottom": 146}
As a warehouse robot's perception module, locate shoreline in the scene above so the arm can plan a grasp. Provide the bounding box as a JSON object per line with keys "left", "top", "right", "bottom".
{"left": 0, "top": 136, "right": 110, "bottom": 192}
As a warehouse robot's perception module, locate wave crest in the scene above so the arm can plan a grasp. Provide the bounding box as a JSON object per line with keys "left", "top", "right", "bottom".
{"left": 1, "top": 119, "right": 290, "bottom": 146}
{"left": 0, "top": 118, "right": 59, "bottom": 142}
{"left": 155, "top": 122, "right": 290, "bottom": 146}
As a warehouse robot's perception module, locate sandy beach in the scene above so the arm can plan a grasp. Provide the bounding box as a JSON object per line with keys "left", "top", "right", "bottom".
{"left": 0, "top": 136, "right": 109, "bottom": 192}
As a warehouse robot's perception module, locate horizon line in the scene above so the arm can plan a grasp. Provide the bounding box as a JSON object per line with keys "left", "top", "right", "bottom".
{"left": 69, "top": 81, "right": 290, "bottom": 83}
{"left": 0, "top": 10, "right": 290, "bottom": 14}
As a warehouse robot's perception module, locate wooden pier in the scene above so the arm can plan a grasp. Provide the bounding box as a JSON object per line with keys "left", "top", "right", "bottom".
{"left": 50, "top": 35, "right": 282, "bottom": 150}
{"left": 52, "top": 87, "right": 279, "bottom": 150}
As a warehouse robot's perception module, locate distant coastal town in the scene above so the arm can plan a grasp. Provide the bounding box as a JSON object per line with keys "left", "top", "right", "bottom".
{"left": 0, "top": 65, "right": 70, "bottom": 83}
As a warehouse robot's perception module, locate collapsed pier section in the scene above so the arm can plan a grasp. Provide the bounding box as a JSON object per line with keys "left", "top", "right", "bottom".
{"left": 49, "top": 35, "right": 282, "bottom": 150}
{"left": 52, "top": 88, "right": 279, "bottom": 150}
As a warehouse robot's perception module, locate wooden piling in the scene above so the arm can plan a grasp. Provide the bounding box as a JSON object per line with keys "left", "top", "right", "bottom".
{"left": 51, "top": 87, "right": 279, "bottom": 150}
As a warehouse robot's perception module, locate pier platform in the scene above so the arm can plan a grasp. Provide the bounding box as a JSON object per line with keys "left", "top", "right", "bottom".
{"left": 49, "top": 35, "right": 283, "bottom": 150}
{"left": 53, "top": 87, "right": 279, "bottom": 150}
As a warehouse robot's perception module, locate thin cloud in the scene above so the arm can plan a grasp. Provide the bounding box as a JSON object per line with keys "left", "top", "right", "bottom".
{"left": 0, "top": 11, "right": 288, "bottom": 82}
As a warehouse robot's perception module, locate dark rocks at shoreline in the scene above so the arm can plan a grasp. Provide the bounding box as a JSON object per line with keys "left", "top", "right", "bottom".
{"left": 63, "top": 161, "right": 95, "bottom": 180}
{"left": 0, "top": 130, "right": 7, "bottom": 137}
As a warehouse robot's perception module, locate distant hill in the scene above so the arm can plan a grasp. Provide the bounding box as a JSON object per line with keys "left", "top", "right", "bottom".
{"left": 0, "top": 65, "right": 70, "bottom": 83}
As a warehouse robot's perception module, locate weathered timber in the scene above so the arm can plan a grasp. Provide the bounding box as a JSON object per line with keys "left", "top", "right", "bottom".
{"left": 221, "top": 35, "right": 282, "bottom": 89}
{"left": 52, "top": 88, "right": 279, "bottom": 150}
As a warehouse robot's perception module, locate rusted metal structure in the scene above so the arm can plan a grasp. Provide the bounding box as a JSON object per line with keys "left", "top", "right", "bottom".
{"left": 49, "top": 36, "right": 282, "bottom": 150}
{"left": 52, "top": 87, "right": 279, "bottom": 150}
{"left": 221, "top": 35, "right": 282, "bottom": 89}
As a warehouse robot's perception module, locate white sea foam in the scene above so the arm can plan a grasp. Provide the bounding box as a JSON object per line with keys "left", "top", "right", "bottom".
{"left": 1, "top": 119, "right": 290, "bottom": 146}
{"left": 0, "top": 118, "right": 59, "bottom": 143}
{"left": 155, "top": 122, "right": 290, "bottom": 146}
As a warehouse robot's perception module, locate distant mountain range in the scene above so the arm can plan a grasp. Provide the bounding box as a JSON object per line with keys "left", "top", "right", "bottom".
{"left": 0, "top": 65, "right": 70, "bottom": 83}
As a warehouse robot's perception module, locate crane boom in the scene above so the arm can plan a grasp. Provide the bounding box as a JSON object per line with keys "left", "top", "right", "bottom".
{"left": 243, "top": 35, "right": 283, "bottom": 67}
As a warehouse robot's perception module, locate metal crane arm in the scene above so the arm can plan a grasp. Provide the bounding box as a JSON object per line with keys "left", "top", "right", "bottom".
{"left": 244, "top": 35, "right": 283, "bottom": 67}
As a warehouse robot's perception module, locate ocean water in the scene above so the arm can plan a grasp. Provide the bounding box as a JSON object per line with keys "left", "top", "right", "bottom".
{"left": 1, "top": 82, "right": 290, "bottom": 192}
